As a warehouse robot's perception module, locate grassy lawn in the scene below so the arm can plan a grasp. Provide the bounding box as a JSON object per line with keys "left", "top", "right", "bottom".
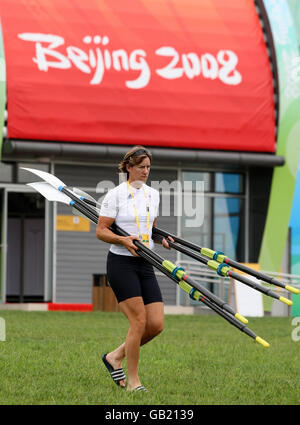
{"left": 0, "top": 310, "right": 299, "bottom": 405}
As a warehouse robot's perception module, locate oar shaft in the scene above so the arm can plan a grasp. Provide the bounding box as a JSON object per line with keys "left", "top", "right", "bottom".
{"left": 229, "top": 270, "right": 274, "bottom": 297}
{"left": 72, "top": 199, "right": 281, "bottom": 317}
{"left": 72, "top": 202, "right": 98, "bottom": 224}
{"left": 61, "top": 187, "right": 99, "bottom": 219}
{"left": 167, "top": 239, "right": 292, "bottom": 306}
{"left": 167, "top": 240, "right": 207, "bottom": 266}
{"left": 26, "top": 176, "right": 270, "bottom": 348}
{"left": 158, "top": 240, "right": 236, "bottom": 314}
{"left": 74, "top": 200, "right": 277, "bottom": 313}
{"left": 81, "top": 197, "right": 98, "bottom": 207}
{"left": 154, "top": 226, "right": 299, "bottom": 296}
{"left": 140, "top": 249, "right": 267, "bottom": 345}
{"left": 112, "top": 223, "right": 241, "bottom": 317}
{"left": 153, "top": 227, "right": 300, "bottom": 296}
{"left": 80, "top": 203, "right": 244, "bottom": 319}
{"left": 153, "top": 227, "right": 200, "bottom": 252}
{"left": 180, "top": 273, "right": 238, "bottom": 317}
{"left": 225, "top": 258, "right": 296, "bottom": 292}
{"left": 228, "top": 270, "right": 292, "bottom": 306}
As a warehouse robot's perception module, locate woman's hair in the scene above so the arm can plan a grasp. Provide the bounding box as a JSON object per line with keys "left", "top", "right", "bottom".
{"left": 118, "top": 145, "right": 152, "bottom": 179}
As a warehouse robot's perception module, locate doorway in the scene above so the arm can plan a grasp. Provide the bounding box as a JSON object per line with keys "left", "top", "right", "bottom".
{"left": 6, "top": 192, "right": 45, "bottom": 302}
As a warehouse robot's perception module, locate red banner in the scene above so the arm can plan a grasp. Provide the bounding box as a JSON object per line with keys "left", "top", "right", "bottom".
{"left": 0, "top": 0, "right": 276, "bottom": 152}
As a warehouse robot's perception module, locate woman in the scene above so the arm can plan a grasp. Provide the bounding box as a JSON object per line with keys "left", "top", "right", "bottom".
{"left": 96, "top": 145, "right": 173, "bottom": 392}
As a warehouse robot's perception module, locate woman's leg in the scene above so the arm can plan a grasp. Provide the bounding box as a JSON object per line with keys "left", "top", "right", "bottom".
{"left": 106, "top": 301, "right": 164, "bottom": 388}
{"left": 118, "top": 296, "right": 147, "bottom": 390}
{"left": 142, "top": 301, "right": 164, "bottom": 345}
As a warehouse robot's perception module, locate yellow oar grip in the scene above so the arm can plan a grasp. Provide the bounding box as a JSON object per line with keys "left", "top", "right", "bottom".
{"left": 256, "top": 336, "right": 270, "bottom": 348}
{"left": 279, "top": 296, "right": 293, "bottom": 306}
{"left": 285, "top": 285, "right": 300, "bottom": 295}
{"left": 235, "top": 313, "right": 248, "bottom": 325}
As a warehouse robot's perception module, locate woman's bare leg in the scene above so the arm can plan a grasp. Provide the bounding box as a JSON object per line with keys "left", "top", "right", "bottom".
{"left": 106, "top": 301, "right": 164, "bottom": 389}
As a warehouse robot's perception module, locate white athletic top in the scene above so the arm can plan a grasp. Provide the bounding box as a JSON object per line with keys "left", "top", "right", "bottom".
{"left": 99, "top": 181, "right": 160, "bottom": 256}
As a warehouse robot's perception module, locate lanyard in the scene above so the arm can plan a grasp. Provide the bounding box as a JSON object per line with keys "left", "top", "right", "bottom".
{"left": 127, "top": 180, "right": 149, "bottom": 235}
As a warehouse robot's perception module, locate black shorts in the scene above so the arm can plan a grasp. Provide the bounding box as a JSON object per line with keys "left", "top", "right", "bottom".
{"left": 106, "top": 251, "right": 163, "bottom": 305}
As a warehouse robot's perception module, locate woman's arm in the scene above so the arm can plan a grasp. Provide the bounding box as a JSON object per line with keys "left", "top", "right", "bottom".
{"left": 96, "top": 216, "right": 140, "bottom": 256}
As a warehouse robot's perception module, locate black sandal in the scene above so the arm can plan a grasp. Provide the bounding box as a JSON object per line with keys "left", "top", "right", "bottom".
{"left": 133, "top": 386, "right": 148, "bottom": 392}
{"left": 102, "top": 354, "right": 126, "bottom": 388}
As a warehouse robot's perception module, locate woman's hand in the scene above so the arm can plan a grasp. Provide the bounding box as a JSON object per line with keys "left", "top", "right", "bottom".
{"left": 121, "top": 235, "right": 140, "bottom": 257}
{"left": 162, "top": 236, "right": 174, "bottom": 250}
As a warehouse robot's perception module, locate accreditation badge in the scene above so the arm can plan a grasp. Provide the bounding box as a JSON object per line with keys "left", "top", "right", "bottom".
{"left": 141, "top": 233, "right": 150, "bottom": 248}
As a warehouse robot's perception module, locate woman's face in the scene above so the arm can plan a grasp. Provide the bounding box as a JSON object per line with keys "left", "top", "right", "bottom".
{"left": 127, "top": 156, "right": 151, "bottom": 184}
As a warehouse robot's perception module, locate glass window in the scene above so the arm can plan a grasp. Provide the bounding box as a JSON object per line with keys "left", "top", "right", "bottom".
{"left": 181, "top": 195, "right": 211, "bottom": 252}
{"left": 179, "top": 197, "right": 215, "bottom": 307}
{"left": 0, "top": 162, "right": 13, "bottom": 182}
{"left": 182, "top": 171, "right": 211, "bottom": 192}
{"left": 179, "top": 169, "right": 246, "bottom": 306}
{"left": 215, "top": 172, "right": 244, "bottom": 194}
{"left": 213, "top": 197, "right": 245, "bottom": 261}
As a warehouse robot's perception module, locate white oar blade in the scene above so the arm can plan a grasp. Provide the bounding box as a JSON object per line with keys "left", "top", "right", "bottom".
{"left": 21, "top": 167, "right": 66, "bottom": 190}
{"left": 27, "top": 182, "right": 71, "bottom": 205}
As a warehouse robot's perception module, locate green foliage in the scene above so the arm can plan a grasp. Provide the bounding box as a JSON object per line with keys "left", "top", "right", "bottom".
{"left": 0, "top": 311, "right": 299, "bottom": 405}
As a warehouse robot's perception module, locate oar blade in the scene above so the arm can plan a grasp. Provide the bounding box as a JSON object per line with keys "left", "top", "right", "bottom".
{"left": 21, "top": 167, "right": 66, "bottom": 190}
{"left": 27, "top": 182, "right": 71, "bottom": 205}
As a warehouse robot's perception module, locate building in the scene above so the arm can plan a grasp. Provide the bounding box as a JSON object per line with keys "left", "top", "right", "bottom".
{"left": 1, "top": 0, "right": 298, "bottom": 313}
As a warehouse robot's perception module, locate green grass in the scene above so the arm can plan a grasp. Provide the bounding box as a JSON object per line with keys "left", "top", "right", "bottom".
{"left": 0, "top": 311, "right": 299, "bottom": 405}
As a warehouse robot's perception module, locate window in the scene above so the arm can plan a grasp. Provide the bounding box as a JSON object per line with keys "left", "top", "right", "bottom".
{"left": 182, "top": 171, "right": 211, "bottom": 192}
{"left": 179, "top": 170, "right": 246, "bottom": 305}
{"left": 0, "top": 162, "right": 13, "bottom": 183}
{"left": 215, "top": 172, "right": 244, "bottom": 194}
{"left": 213, "top": 197, "right": 245, "bottom": 259}
{"left": 17, "top": 163, "right": 50, "bottom": 183}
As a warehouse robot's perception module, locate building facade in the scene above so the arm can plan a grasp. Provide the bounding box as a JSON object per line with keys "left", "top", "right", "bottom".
{"left": 1, "top": 0, "right": 297, "bottom": 312}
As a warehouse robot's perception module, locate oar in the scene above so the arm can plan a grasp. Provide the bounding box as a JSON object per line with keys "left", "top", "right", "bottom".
{"left": 21, "top": 167, "right": 99, "bottom": 220}
{"left": 72, "top": 187, "right": 101, "bottom": 210}
{"left": 67, "top": 190, "right": 291, "bottom": 306}
{"left": 28, "top": 179, "right": 270, "bottom": 348}
{"left": 29, "top": 175, "right": 269, "bottom": 347}
{"left": 23, "top": 168, "right": 248, "bottom": 325}
{"left": 55, "top": 187, "right": 255, "bottom": 322}
{"left": 161, "top": 239, "right": 293, "bottom": 307}
{"left": 153, "top": 227, "right": 300, "bottom": 295}
{"left": 110, "top": 222, "right": 249, "bottom": 325}
{"left": 60, "top": 188, "right": 259, "bottom": 322}
{"left": 27, "top": 182, "right": 98, "bottom": 224}
{"left": 138, "top": 248, "right": 269, "bottom": 348}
